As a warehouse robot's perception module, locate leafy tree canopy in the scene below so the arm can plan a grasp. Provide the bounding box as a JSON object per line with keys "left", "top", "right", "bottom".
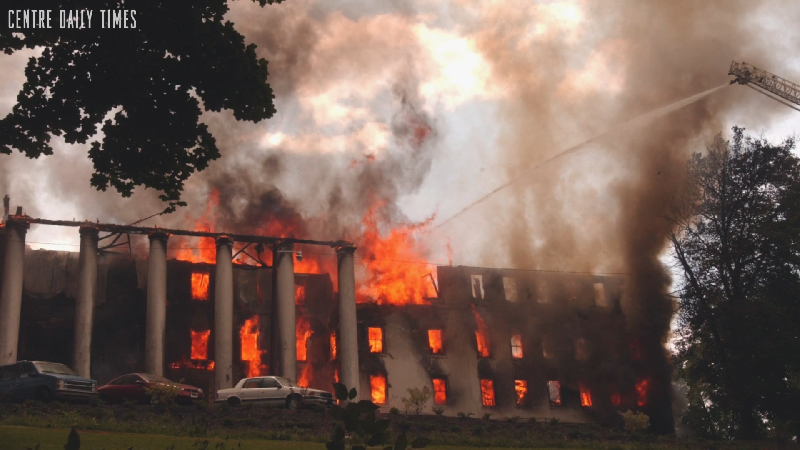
{"left": 1, "top": 0, "right": 284, "bottom": 211}
{"left": 670, "top": 127, "right": 800, "bottom": 440}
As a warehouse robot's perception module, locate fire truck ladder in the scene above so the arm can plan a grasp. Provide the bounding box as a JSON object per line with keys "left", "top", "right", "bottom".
{"left": 729, "top": 61, "right": 800, "bottom": 112}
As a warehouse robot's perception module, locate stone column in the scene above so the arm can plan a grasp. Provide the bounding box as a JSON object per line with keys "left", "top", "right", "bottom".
{"left": 0, "top": 219, "right": 29, "bottom": 365}
{"left": 73, "top": 226, "right": 98, "bottom": 378}
{"left": 336, "top": 245, "right": 359, "bottom": 397}
{"left": 145, "top": 232, "right": 168, "bottom": 375}
{"left": 274, "top": 241, "right": 296, "bottom": 381}
{"left": 214, "top": 236, "right": 234, "bottom": 390}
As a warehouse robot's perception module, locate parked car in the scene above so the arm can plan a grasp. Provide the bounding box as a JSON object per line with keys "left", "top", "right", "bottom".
{"left": 215, "top": 376, "right": 334, "bottom": 409}
{"left": 0, "top": 361, "right": 98, "bottom": 403}
{"left": 98, "top": 373, "right": 204, "bottom": 405}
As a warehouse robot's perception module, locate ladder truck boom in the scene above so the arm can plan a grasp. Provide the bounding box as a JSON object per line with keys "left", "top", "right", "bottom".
{"left": 729, "top": 61, "right": 800, "bottom": 112}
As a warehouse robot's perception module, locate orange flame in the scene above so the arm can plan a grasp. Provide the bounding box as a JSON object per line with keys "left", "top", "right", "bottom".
{"left": 480, "top": 379, "right": 495, "bottom": 407}
{"left": 330, "top": 332, "right": 337, "bottom": 360}
{"left": 191, "top": 273, "right": 210, "bottom": 300}
{"left": 636, "top": 379, "right": 649, "bottom": 407}
{"left": 511, "top": 334, "right": 523, "bottom": 359}
{"left": 580, "top": 384, "right": 593, "bottom": 407}
{"left": 370, "top": 373, "right": 386, "bottom": 404}
{"left": 295, "top": 284, "right": 306, "bottom": 305}
{"left": 368, "top": 327, "right": 383, "bottom": 353}
{"left": 174, "top": 190, "right": 219, "bottom": 264}
{"left": 432, "top": 378, "right": 447, "bottom": 405}
{"left": 298, "top": 362, "right": 313, "bottom": 388}
{"left": 356, "top": 202, "right": 436, "bottom": 305}
{"left": 170, "top": 357, "right": 214, "bottom": 371}
{"left": 428, "top": 329, "right": 443, "bottom": 354}
{"left": 296, "top": 316, "right": 312, "bottom": 362}
{"left": 611, "top": 391, "right": 622, "bottom": 407}
{"left": 191, "top": 330, "right": 210, "bottom": 360}
{"left": 514, "top": 380, "right": 528, "bottom": 406}
{"left": 240, "top": 316, "right": 266, "bottom": 378}
{"left": 333, "top": 367, "right": 339, "bottom": 384}
{"left": 472, "top": 306, "right": 490, "bottom": 358}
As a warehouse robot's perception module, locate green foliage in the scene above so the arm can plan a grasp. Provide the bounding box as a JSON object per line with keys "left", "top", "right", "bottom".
{"left": 326, "top": 383, "right": 429, "bottom": 450}
{"left": 482, "top": 413, "right": 492, "bottom": 420}
{"left": 618, "top": 410, "right": 649, "bottom": 434}
{"left": 432, "top": 407, "right": 444, "bottom": 416}
{"left": 0, "top": 0, "right": 285, "bottom": 210}
{"left": 389, "top": 407, "right": 400, "bottom": 415}
{"left": 456, "top": 412, "right": 474, "bottom": 419}
{"left": 504, "top": 416, "right": 520, "bottom": 423}
{"left": 671, "top": 127, "right": 800, "bottom": 439}
{"left": 549, "top": 418, "right": 560, "bottom": 426}
{"left": 401, "top": 387, "right": 432, "bottom": 416}
{"left": 145, "top": 383, "right": 181, "bottom": 408}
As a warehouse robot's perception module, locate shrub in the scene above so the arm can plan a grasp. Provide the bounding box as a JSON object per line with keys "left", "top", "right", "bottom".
{"left": 145, "top": 383, "right": 180, "bottom": 408}
{"left": 618, "top": 410, "right": 650, "bottom": 433}
{"left": 401, "top": 387, "right": 432, "bottom": 415}
{"left": 432, "top": 407, "right": 445, "bottom": 416}
{"left": 505, "top": 416, "right": 520, "bottom": 423}
{"left": 456, "top": 412, "right": 474, "bottom": 419}
{"left": 550, "top": 418, "right": 560, "bottom": 426}
{"left": 482, "top": 413, "right": 493, "bottom": 420}
{"left": 389, "top": 407, "right": 400, "bottom": 415}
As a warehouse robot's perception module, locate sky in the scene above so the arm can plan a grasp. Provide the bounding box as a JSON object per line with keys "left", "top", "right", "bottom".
{"left": 1, "top": 0, "right": 798, "bottom": 277}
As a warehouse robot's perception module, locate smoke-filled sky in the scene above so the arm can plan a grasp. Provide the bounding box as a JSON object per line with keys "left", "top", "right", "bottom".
{"left": 1, "top": 0, "right": 798, "bottom": 279}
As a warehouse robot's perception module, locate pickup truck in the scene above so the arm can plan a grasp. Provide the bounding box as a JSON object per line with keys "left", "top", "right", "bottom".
{"left": 0, "top": 361, "right": 98, "bottom": 402}
{"left": 215, "top": 376, "right": 334, "bottom": 409}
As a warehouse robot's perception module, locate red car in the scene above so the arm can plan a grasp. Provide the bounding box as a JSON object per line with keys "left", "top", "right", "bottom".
{"left": 98, "top": 373, "right": 204, "bottom": 405}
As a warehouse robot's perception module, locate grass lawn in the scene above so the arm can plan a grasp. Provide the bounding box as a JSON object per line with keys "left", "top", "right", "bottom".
{"left": 0, "top": 426, "right": 577, "bottom": 450}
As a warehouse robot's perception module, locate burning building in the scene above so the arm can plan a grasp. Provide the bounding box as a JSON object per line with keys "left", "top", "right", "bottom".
{"left": 0, "top": 207, "right": 672, "bottom": 431}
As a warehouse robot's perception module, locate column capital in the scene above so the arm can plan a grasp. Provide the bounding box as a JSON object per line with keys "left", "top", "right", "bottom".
{"left": 78, "top": 225, "right": 99, "bottom": 238}
{"left": 3, "top": 218, "right": 30, "bottom": 233}
{"left": 334, "top": 245, "right": 357, "bottom": 255}
{"left": 274, "top": 241, "right": 294, "bottom": 253}
{"left": 148, "top": 231, "right": 169, "bottom": 243}
{"left": 215, "top": 235, "right": 234, "bottom": 247}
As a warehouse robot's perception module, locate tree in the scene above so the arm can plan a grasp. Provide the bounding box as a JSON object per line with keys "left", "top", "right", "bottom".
{"left": 669, "top": 127, "right": 800, "bottom": 439}
{"left": 1, "top": 0, "right": 284, "bottom": 211}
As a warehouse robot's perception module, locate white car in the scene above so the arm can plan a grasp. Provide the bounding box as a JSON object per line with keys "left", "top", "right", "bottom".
{"left": 215, "top": 376, "right": 334, "bottom": 409}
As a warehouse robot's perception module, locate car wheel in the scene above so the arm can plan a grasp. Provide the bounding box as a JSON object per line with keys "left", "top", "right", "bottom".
{"left": 285, "top": 395, "right": 300, "bottom": 410}
{"left": 36, "top": 387, "right": 53, "bottom": 403}
{"left": 227, "top": 397, "right": 241, "bottom": 407}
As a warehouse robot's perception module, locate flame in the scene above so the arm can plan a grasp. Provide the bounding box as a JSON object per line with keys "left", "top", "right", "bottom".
{"left": 295, "top": 284, "right": 306, "bottom": 305}
{"left": 428, "top": 329, "right": 443, "bottom": 354}
{"left": 432, "top": 378, "right": 447, "bottom": 405}
{"left": 240, "top": 316, "right": 266, "bottom": 378}
{"left": 191, "top": 330, "right": 210, "bottom": 360}
{"left": 370, "top": 373, "right": 387, "bottom": 404}
{"left": 334, "top": 367, "right": 339, "bottom": 383}
{"left": 174, "top": 189, "right": 219, "bottom": 264}
{"left": 580, "top": 384, "right": 593, "bottom": 407}
{"left": 636, "top": 378, "right": 649, "bottom": 407}
{"left": 611, "top": 391, "right": 622, "bottom": 407}
{"left": 515, "top": 380, "right": 528, "bottom": 406}
{"left": 368, "top": 327, "right": 383, "bottom": 353}
{"left": 480, "top": 379, "right": 495, "bottom": 407}
{"left": 548, "top": 381, "right": 562, "bottom": 406}
{"left": 511, "top": 334, "right": 523, "bottom": 359}
{"left": 356, "top": 201, "right": 436, "bottom": 305}
{"left": 191, "top": 273, "right": 210, "bottom": 300}
{"left": 298, "top": 362, "right": 313, "bottom": 388}
{"left": 472, "top": 306, "right": 490, "bottom": 358}
{"left": 170, "top": 357, "right": 214, "bottom": 371}
{"left": 296, "top": 316, "right": 312, "bottom": 362}
{"left": 330, "top": 332, "right": 337, "bottom": 360}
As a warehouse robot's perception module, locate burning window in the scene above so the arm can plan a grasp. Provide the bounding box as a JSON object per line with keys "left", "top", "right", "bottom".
{"left": 370, "top": 373, "right": 387, "bottom": 404}
{"left": 368, "top": 327, "right": 383, "bottom": 353}
{"left": 547, "top": 381, "right": 562, "bottom": 406}
{"left": 190, "top": 330, "right": 210, "bottom": 360}
{"left": 330, "top": 332, "right": 337, "bottom": 360}
{"left": 470, "top": 274, "right": 484, "bottom": 299}
{"left": 191, "top": 273, "right": 210, "bottom": 301}
{"left": 472, "top": 307, "right": 490, "bottom": 358}
{"left": 479, "top": 379, "right": 495, "bottom": 407}
{"left": 636, "top": 378, "right": 649, "bottom": 407}
{"left": 296, "top": 317, "right": 312, "bottom": 362}
{"left": 579, "top": 384, "right": 593, "bottom": 407}
{"left": 575, "top": 338, "right": 588, "bottom": 361}
{"left": 295, "top": 283, "right": 306, "bottom": 305}
{"left": 514, "top": 380, "right": 528, "bottom": 406}
{"left": 432, "top": 378, "right": 447, "bottom": 405}
{"left": 428, "top": 329, "right": 443, "bottom": 355}
{"left": 240, "top": 316, "right": 265, "bottom": 378}
{"left": 610, "top": 390, "right": 622, "bottom": 407}
{"left": 593, "top": 282, "right": 607, "bottom": 307}
{"left": 503, "top": 277, "right": 517, "bottom": 302}
{"left": 511, "top": 334, "right": 523, "bottom": 359}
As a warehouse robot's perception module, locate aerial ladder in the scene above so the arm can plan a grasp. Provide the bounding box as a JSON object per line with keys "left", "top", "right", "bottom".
{"left": 729, "top": 61, "right": 800, "bottom": 112}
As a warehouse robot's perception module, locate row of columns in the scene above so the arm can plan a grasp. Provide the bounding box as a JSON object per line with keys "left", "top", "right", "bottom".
{"left": 0, "top": 220, "right": 360, "bottom": 397}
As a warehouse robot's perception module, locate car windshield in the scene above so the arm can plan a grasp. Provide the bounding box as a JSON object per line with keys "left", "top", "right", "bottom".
{"left": 276, "top": 377, "right": 300, "bottom": 388}
{"left": 139, "top": 373, "right": 175, "bottom": 384}
{"left": 33, "top": 362, "right": 76, "bottom": 376}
